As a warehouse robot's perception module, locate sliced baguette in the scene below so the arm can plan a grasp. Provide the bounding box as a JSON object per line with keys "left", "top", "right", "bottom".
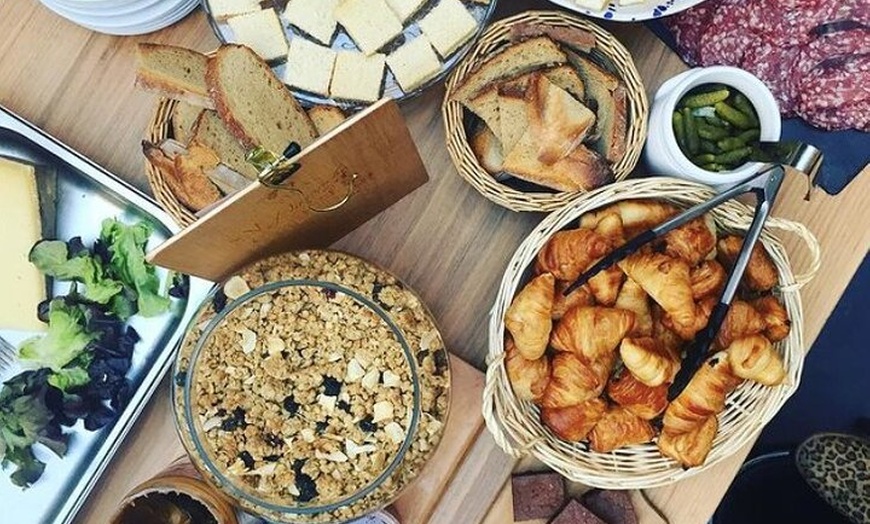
{"left": 171, "top": 102, "right": 205, "bottom": 144}
{"left": 307, "top": 105, "right": 347, "bottom": 135}
{"left": 452, "top": 36, "right": 567, "bottom": 103}
{"left": 207, "top": 45, "right": 318, "bottom": 154}
{"left": 190, "top": 110, "right": 260, "bottom": 180}
{"left": 135, "top": 43, "right": 215, "bottom": 109}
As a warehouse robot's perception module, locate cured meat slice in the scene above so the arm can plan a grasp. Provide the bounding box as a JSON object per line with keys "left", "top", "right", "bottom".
{"left": 741, "top": 42, "right": 802, "bottom": 116}
{"left": 797, "top": 54, "right": 870, "bottom": 130}
{"left": 665, "top": 1, "right": 719, "bottom": 66}
{"left": 698, "top": 1, "right": 759, "bottom": 66}
{"left": 756, "top": 0, "right": 839, "bottom": 46}
{"left": 798, "top": 28, "right": 870, "bottom": 76}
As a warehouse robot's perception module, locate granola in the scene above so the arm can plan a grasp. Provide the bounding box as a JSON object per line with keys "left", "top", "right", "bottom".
{"left": 173, "top": 251, "right": 451, "bottom": 523}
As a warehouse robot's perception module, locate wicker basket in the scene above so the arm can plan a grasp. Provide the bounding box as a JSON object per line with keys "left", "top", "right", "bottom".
{"left": 483, "top": 178, "right": 821, "bottom": 489}
{"left": 442, "top": 11, "right": 649, "bottom": 213}
{"left": 145, "top": 98, "right": 198, "bottom": 227}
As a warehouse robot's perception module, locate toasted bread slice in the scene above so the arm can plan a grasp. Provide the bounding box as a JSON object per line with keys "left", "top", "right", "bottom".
{"left": 508, "top": 23, "right": 596, "bottom": 52}
{"left": 605, "top": 85, "right": 628, "bottom": 163}
{"left": 143, "top": 140, "right": 222, "bottom": 211}
{"left": 190, "top": 110, "right": 260, "bottom": 180}
{"left": 207, "top": 45, "right": 318, "bottom": 154}
{"left": 502, "top": 134, "right": 611, "bottom": 192}
{"left": 452, "top": 36, "right": 567, "bottom": 103}
{"left": 567, "top": 50, "right": 626, "bottom": 163}
{"left": 466, "top": 87, "right": 500, "bottom": 137}
{"left": 470, "top": 125, "right": 504, "bottom": 174}
{"left": 135, "top": 44, "right": 214, "bottom": 109}
{"left": 527, "top": 73, "right": 596, "bottom": 164}
{"left": 171, "top": 102, "right": 205, "bottom": 144}
{"left": 544, "top": 64, "right": 585, "bottom": 102}
{"left": 307, "top": 105, "right": 347, "bottom": 135}
{"left": 497, "top": 81, "right": 530, "bottom": 154}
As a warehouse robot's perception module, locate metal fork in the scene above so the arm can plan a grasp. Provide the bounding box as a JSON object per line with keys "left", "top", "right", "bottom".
{"left": 0, "top": 335, "right": 16, "bottom": 372}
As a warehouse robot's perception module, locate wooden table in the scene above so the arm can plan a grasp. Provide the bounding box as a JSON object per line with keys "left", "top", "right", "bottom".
{"left": 2, "top": 1, "right": 868, "bottom": 523}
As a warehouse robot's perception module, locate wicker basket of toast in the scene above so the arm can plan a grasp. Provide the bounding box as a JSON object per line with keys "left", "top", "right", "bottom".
{"left": 443, "top": 11, "right": 649, "bottom": 212}
{"left": 483, "top": 178, "right": 821, "bottom": 488}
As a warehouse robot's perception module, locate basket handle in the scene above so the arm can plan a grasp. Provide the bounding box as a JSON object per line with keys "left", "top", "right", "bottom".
{"left": 763, "top": 216, "right": 822, "bottom": 292}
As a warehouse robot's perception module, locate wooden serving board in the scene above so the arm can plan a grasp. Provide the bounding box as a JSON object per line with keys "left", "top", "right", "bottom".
{"left": 74, "top": 355, "right": 515, "bottom": 524}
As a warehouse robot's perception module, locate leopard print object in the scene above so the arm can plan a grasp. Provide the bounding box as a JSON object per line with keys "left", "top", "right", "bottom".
{"left": 795, "top": 433, "right": 870, "bottom": 524}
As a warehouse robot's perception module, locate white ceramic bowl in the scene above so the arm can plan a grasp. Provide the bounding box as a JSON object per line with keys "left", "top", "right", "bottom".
{"left": 644, "top": 66, "right": 782, "bottom": 188}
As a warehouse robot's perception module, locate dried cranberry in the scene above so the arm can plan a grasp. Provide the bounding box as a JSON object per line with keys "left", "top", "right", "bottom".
{"left": 358, "top": 415, "right": 377, "bottom": 433}
{"left": 322, "top": 376, "right": 342, "bottom": 396}
{"left": 282, "top": 396, "right": 300, "bottom": 417}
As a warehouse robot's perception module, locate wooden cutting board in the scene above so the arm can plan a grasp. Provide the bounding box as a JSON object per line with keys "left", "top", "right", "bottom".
{"left": 74, "top": 355, "right": 515, "bottom": 524}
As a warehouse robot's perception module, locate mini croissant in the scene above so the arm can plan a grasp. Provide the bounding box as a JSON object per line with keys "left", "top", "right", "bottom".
{"left": 615, "top": 277, "right": 653, "bottom": 337}
{"left": 663, "top": 215, "right": 718, "bottom": 266}
{"left": 658, "top": 415, "right": 719, "bottom": 468}
{"left": 727, "top": 335, "right": 787, "bottom": 386}
{"left": 663, "top": 351, "right": 743, "bottom": 434}
{"left": 536, "top": 228, "right": 612, "bottom": 281}
{"left": 751, "top": 295, "right": 791, "bottom": 342}
{"left": 619, "top": 337, "right": 680, "bottom": 387}
{"left": 580, "top": 200, "right": 679, "bottom": 237}
{"left": 505, "top": 337, "right": 551, "bottom": 402}
{"left": 652, "top": 304, "right": 685, "bottom": 356}
{"left": 715, "top": 300, "right": 767, "bottom": 350}
{"left": 550, "top": 306, "right": 635, "bottom": 363}
{"left": 552, "top": 281, "right": 595, "bottom": 320}
{"left": 540, "top": 398, "right": 608, "bottom": 441}
{"left": 588, "top": 405, "right": 656, "bottom": 453}
{"left": 593, "top": 213, "right": 626, "bottom": 247}
{"left": 717, "top": 235, "right": 778, "bottom": 292}
{"left": 606, "top": 367, "right": 669, "bottom": 420}
{"left": 619, "top": 252, "right": 696, "bottom": 335}
{"left": 588, "top": 265, "right": 625, "bottom": 306}
{"left": 505, "top": 273, "right": 555, "bottom": 360}
{"left": 540, "top": 352, "right": 610, "bottom": 409}
{"left": 690, "top": 260, "right": 727, "bottom": 301}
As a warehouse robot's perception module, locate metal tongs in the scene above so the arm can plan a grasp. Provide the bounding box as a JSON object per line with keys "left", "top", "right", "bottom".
{"left": 562, "top": 144, "right": 823, "bottom": 400}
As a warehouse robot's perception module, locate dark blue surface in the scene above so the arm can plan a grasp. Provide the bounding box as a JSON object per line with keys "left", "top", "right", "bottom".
{"left": 645, "top": 20, "right": 870, "bottom": 194}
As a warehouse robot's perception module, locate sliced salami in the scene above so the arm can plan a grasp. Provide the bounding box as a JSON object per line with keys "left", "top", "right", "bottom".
{"left": 797, "top": 54, "right": 870, "bottom": 129}
{"left": 827, "top": 0, "right": 870, "bottom": 26}
{"left": 698, "top": 1, "right": 759, "bottom": 66}
{"left": 665, "top": 1, "right": 719, "bottom": 66}
{"left": 798, "top": 28, "right": 870, "bottom": 76}
{"left": 756, "top": 0, "right": 839, "bottom": 46}
{"left": 742, "top": 42, "right": 802, "bottom": 116}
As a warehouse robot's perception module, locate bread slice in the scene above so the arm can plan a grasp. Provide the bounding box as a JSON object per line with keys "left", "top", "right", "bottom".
{"left": 452, "top": 36, "right": 567, "bottom": 103}
{"left": 502, "top": 133, "right": 611, "bottom": 192}
{"left": 284, "top": 37, "right": 337, "bottom": 96}
{"left": 171, "top": 102, "right": 205, "bottom": 144}
{"left": 544, "top": 64, "right": 585, "bottom": 102}
{"left": 190, "top": 110, "right": 260, "bottom": 180}
{"left": 508, "top": 23, "right": 596, "bottom": 52}
{"left": 307, "top": 105, "right": 347, "bottom": 135}
{"left": 470, "top": 125, "right": 504, "bottom": 174}
{"left": 334, "top": 0, "right": 404, "bottom": 56}
{"left": 208, "top": 0, "right": 261, "bottom": 20}
{"left": 207, "top": 45, "right": 318, "bottom": 155}
{"left": 417, "top": 0, "right": 479, "bottom": 58}
{"left": 227, "top": 9, "right": 289, "bottom": 62}
{"left": 135, "top": 44, "right": 214, "bottom": 109}
{"left": 385, "top": 0, "right": 427, "bottom": 22}
{"left": 567, "top": 51, "right": 625, "bottom": 163}
{"left": 386, "top": 36, "right": 442, "bottom": 92}
{"left": 497, "top": 81, "right": 530, "bottom": 153}
{"left": 466, "top": 87, "right": 500, "bottom": 137}
{"left": 330, "top": 51, "right": 386, "bottom": 102}
{"left": 142, "top": 140, "right": 221, "bottom": 211}
{"left": 284, "top": 0, "right": 340, "bottom": 45}
{"left": 527, "top": 73, "right": 596, "bottom": 164}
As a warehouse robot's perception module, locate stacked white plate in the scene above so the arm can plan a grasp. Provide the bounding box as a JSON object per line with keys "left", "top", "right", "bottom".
{"left": 39, "top": 0, "right": 199, "bottom": 35}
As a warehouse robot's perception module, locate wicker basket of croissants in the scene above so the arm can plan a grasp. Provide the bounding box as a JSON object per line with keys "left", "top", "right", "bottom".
{"left": 483, "top": 177, "right": 821, "bottom": 489}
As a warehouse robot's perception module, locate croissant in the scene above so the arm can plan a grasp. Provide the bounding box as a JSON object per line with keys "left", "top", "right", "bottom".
{"left": 690, "top": 260, "right": 727, "bottom": 301}
{"left": 588, "top": 265, "right": 625, "bottom": 306}
{"left": 606, "top": 367, "right": 669, "bottom": 419}
{"left": 593, "top": 213, "right": 626, "bottom": 247}
{"left": 505, "top": 336, "right": 551, "bottom": 402}
{"left": 663, "top": 351, "right": 743, "bottom": 434}
{"left": 652, "top": 304, "right": 685, "bottom": 356}
{"left": 540, "top": 397, "right": 608, "bottom": 441}
{"left": 505, "top": 273, "right": 555, "bottom": 360}
{"left": 552, "top": 280, "right": 595, "bottom": 320}
{"left": 726, "top": 335, "right": 787, "bottom": 386}
{"left": 580, "top": 200, "right": 679, "bottom": 237}
{"left": 619, "top": 252, "right": 696, "bottom": 334}
{"left": 550, "top": 306, "right": 635, "bottom": 363}
{"left": 619, "top": 337, "right": 680, "bottom": 387}
{"left": 717, "top": 235, "right": 778, "bottom": 292}
{"left": 588, "top": 405, "right": 656, "bottom": 453}
{"left": 614, "top": 277, "right": 653, "bottom": 337}
{"left": 751, "top": 295, "right": 791, "bottom": 342}
{"left": 663, "top": 215, "right": 718, "bottom": 266}
{"left": 540, "top": 352, "right": 610, "bottom": 409}
{"left": 537, "top": 228, "right": 612, "bottom": 281}
{"left": 658, "top": 415, "right": 718, "bottom": 468}
{"left": 715, "top": 300, "right": 766, "bottom": 349}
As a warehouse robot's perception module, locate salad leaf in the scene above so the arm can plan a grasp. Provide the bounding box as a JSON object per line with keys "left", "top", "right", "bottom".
{"left": 28, "top": 240, "right": 123, "bottom": 304}
{"left": 47, "top": 367, "right": 90, "bottom": 392}
{"left": 18, "top": 299, "right": 97, "bottom": 372}
{"left": 100, "top": 219, "right": 170, "bottom": 317}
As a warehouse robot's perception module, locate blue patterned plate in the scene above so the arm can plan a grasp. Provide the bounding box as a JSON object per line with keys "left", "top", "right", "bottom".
{"left": 545, "top": 0, "right": 709, "bottom": 21}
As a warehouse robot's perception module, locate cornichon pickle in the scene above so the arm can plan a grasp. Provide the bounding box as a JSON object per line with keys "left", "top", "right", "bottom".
{"left": 704, "top": 115, "right": 732, "bottom": 128}
{"left": 682, "top": 107, "right": 700, "bottom": 155}
{"left": 702, "top": 163, "right": 726, "bottom": 171}
{"left": 697, "top": 123, "right": 730, "bottom": 141}
{"left": 714, "top": 102, "right": 754, "bottom": 129}
{"left": 700, "top": 140, "right": 720, "bottom": 154}
{"left": 733, "top": 94, "right": 760, "bottom": 126}
{"left": 693, "top": 153, "right": 717, "bottom": 164}
{"left": 714, "top": 146, "right": 752, "bottom": 165}
{"left": 717, "top": 129, "right": 762, "bottom": 151}
{"left": 673, "top": 111, "right": 687, "bottom": 150}
{"left": 681, "top": 88, "right": 731, "bottom": 108}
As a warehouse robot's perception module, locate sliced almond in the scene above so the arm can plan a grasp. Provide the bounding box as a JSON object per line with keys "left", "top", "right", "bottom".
{"left": 345, "top": 358, "right": 365, "bottom": 382}
{"left": 300, "top": 428, "right": 316, "bottom": 443}
{"left": 382, "top": 370, "right": 401, "bottom": 388}
{"left": 265, "top": 335, "right": 285, "bottom": 355}
{"left": 372, "top": 400, "right": 393, "bottom": 423}
{"left": 361, "top": 369, "right": 380, "bottom": 390}
{"left": 315, "top": 449, "right": 349, "bottom": 462}
{"left": 318, "top": 394, "right": 337, "bottom": 414}
{"left": 234, "top": 327, "right": 257, "bottom": 354}
{"left": 385, "top": 422, "right": 405, "bottom": 444}
{"left": 223, "top": 275, "right": 251, "bottom": 299}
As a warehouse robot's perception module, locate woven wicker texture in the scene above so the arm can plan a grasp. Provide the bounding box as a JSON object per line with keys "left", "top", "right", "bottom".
{"left": 145, "top": 98, "right": 198, "bottom": 227}
{"left": 442, "top": 11, "right": 649, "bottom": 212}
{"left": 483, "top": 178, "right": 821, "bottom": 489}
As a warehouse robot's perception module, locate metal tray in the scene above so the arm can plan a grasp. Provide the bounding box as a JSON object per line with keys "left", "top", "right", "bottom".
{"left": 0, "top": 105, "right": 211, "bottom": 524}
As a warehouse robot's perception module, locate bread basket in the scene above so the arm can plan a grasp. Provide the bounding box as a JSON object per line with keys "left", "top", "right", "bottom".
{"left": 483, "top": 178, "right": 821, "bottom": 488}
{"left": 145, "top": 98, "right": 197, "bottom": 227}
{"left": 443, "top": 11, "right": 649, "bottom": 213}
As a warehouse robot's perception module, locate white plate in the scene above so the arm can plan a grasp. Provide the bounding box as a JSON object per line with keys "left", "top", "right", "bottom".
{"left": 39, "top": 0, "right": 196, "bottom": 34}
{"left": 44, "top": 0, "right": 167, "bottom": 19}
{"left": 546, "top": 0, "right": 709, "bottom": 21}
{"left": 77, "top": 0, "right": 198, "bottom": 34}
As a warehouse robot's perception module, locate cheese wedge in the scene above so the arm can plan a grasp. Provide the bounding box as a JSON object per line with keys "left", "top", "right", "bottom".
{"left": 0, "top": 157, "right": 46, "bottom": 332}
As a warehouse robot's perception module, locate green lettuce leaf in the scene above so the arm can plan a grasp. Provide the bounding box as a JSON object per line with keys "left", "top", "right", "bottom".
{"left": 28, "top": 240, "right": 123, "bottom": 304}
{"left": 100, "top": 219, "right": 170, "bottom": 317}
{"left": 18, "top": 300, "right": 97, "bottom": 371}
{"left": 47, "top": 367, "right": 90, "bottom": 392}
